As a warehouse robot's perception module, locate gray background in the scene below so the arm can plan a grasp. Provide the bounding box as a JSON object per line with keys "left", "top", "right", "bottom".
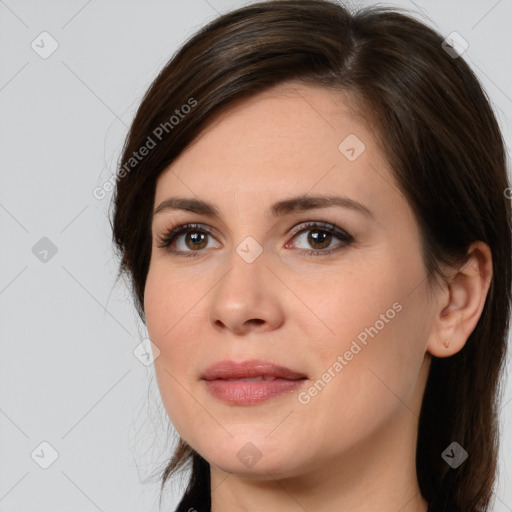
{"left": 1, "top": 0, "right": 511, "bottom": 510}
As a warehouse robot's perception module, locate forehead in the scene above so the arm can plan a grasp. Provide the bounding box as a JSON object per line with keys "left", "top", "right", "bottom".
{"left": 154, "top": 82, "right": 402, "bottom": 219}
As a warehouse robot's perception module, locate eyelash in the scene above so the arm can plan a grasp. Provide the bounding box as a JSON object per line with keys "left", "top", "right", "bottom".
{"left": 155, "top": 221, "right": 354, "bottom": 258}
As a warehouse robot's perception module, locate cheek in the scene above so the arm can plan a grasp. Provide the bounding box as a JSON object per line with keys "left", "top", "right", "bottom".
{"left": 300, "top": 303, "right": 424, "bottom": 456}
{"left": 144, "top": 262, "right": 203, "bottom": 347}
{"left": 294, "top": 260, "right": 403, "bottom": 356}
{"left": 143, "top": 267, "right": 200, "bottom": 414}
{"left": 298, "top": 257, "right": 426, "bottom": 413}
{"left": 144, "top": 264, "right": 176, "bottom": 340}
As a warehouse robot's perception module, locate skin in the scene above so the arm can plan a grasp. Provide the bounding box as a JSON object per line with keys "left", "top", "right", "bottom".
{"left": 144, "top": 82, "right": 493, "bottom": 512}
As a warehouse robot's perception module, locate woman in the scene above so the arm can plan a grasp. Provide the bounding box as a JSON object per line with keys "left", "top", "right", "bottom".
{"left": 110, "top": 1, "right": 511, "bottom": 511}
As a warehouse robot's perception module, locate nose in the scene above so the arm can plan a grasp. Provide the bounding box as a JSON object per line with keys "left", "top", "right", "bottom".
{"left": 207, "top": 249, "right": 285, "bottom": 335}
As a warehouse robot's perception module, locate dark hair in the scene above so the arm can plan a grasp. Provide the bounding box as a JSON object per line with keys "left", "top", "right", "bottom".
{"left": 110, "top": 1, "right": 512, "bottom": 511}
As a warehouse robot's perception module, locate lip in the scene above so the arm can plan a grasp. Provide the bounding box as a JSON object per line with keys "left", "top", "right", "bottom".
{"left": 201, "top": 359, "right": 307, "bottom": 381}
{"left": 201, "top": 359, "right": 307, "bottom": 406}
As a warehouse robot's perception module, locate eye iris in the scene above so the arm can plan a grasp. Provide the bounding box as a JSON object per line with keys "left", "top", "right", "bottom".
{"left": 308, "top": 230, "right": 331, "bottom": 249}
{"left": 186, "top": 231, "right": 207, "bottom": 250}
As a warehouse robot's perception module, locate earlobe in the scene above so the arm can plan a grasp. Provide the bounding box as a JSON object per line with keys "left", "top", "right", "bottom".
{"left": 426, "top": 241, "right": 493, "bottom": 358}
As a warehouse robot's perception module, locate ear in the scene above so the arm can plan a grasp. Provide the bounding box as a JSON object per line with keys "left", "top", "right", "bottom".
{"left": 426, "top": 241, "right": 493, "bottom": 358}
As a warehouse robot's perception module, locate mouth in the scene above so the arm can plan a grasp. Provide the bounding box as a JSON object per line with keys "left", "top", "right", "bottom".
{"left": 222, "top": 376, "right": 289, "bottom": 382}
{"left": 201, "top": 359, "right": 308, "bottom": 405}
{"left": 201, "top": 359, "right": 307, "bottom": 381}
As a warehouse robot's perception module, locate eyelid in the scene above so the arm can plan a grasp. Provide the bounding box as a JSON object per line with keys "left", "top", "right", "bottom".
{"left": 288, "top": 220, "right": 346, "bottom": 238}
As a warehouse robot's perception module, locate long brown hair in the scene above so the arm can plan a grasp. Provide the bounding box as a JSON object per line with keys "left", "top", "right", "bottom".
{"left": 110, "top": 1, "right": 512, "bottom": 510}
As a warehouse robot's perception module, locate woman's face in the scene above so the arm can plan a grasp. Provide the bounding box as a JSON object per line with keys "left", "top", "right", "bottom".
{"left": 144, "top": 83, "right": 437, "bottom": 481}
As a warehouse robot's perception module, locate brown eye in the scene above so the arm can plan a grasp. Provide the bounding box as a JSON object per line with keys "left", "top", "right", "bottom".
{"left": 287, "top": 221, "right": 354, "bottom": 256}
{"left": 156, "top": 223, "right": 219, "bottom": 257}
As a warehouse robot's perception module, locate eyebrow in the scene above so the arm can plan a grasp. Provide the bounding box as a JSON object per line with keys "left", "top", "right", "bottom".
{"left": 153, "top": 194, "right": 375, "bottom": 220}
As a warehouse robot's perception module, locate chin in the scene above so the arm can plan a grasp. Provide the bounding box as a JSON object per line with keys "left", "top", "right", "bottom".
{"left": 197, "top": 434, "right": 307, "bottom": 479}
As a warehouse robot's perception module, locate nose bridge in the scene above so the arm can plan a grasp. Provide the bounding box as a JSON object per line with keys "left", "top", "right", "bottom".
{"left": 218, "top": 237, "right": 269, "bottom": 301}
{"left": 207, "top": 237, "right": 284, "bottom": 332}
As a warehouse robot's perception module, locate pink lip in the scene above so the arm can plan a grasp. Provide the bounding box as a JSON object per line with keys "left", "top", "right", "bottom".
{"left": 201, "top": 359, "right": 307, "bottom": 406}
{"left": 201, "top": 359, "right": 307, "bottom": 380}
